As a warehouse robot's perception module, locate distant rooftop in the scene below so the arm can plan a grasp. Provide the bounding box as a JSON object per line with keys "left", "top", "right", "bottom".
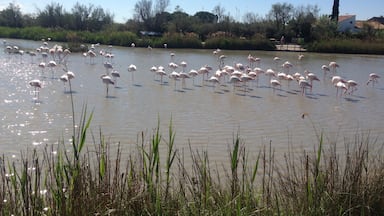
{"left": 368, "top": 16, "right": 384, "bottom": 24}
{"left": 338, "top": 15, "right": 355, "bottom": 22}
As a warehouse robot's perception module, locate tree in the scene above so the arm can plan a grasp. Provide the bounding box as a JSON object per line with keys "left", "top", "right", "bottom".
{"left": 36, "top": 2, "right": 67, "bottom": 28}
{"left": 288, "top": 5, "right": 319, "bottom": 42}
{"left": 312, "top": 15, "right": 337, "bottom": 40}
{"left": 0, "top": 3, "right": 24, "bottom": 27}
{"left": 331, "top": 0, "right": 339, "bottom": 22}
{"left": 134, "top": 0, "right": 153, "bottom": 29}
{"left": 212, "top": 4, "right": 225, "bottom": 23}
{"left": 268, "top": 2, "right": 294, "bottom": 34}
{"left": 71, "top": 3, "right": 93, "bottom": 30}
{"left": 194, "top": 11, "right": 217, "bottom": 24}
{"left": 155, "top": 0, "right": 170, "bottom": 14}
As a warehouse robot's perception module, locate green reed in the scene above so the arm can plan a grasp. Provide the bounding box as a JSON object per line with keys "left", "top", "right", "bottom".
{"left": 1, "top": 112, "right": 384, "bottom": 215}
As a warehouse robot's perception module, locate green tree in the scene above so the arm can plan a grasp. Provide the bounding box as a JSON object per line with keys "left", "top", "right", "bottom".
{"left": 268, "top": 3, "right": 294, "bottom": 36}
{"left": 288, "top": 5, "right": 319, "bottom": 42}
{"left": 0, "top": 3, "right": 24, "bottom": 27}
{"left": 36, "top": 2, "right": 67, "bottom": 28}
{"left": 312, "top": 15, "right": 337, "bottom": 40}
{"left": 194, "top": 11, "right": 217, "bottom": 24}
{"left": 134, "top": 0, "right": 153, "bottom": 30}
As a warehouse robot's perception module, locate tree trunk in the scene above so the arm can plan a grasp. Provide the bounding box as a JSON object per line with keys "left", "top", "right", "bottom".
{"left": 331, "top": 0, "right": 339, "bottom": 22}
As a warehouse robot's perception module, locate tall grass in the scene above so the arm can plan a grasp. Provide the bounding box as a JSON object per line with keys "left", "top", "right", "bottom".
{"left": 1, "top": 115, "right": 384, "bottom": 215}
{"left": 307, "top": 39, "right": 384, "bottom": 55}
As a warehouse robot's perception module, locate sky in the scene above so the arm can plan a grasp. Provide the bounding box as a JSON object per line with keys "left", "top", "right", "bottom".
{"left": 1, "top": 0, "right": 383, "bottom": 23}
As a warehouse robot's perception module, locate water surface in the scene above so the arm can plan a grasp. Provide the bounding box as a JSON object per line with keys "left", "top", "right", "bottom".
{"left": 1, "top": 39, "right": 383, "bottom": 163}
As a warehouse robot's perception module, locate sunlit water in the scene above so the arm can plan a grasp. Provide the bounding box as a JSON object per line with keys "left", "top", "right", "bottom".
{"left": 1, "top": 38, "right": 384, "bottom": 164}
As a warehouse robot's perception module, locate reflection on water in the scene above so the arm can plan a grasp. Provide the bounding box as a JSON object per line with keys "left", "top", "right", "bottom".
{"left": 1, "top": 38, "right": 384, "bottom": 164}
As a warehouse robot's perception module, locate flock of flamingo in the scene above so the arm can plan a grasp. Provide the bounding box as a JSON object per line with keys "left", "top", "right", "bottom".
{"left": 2, "top": 39, "right": 381, "bottom": 102}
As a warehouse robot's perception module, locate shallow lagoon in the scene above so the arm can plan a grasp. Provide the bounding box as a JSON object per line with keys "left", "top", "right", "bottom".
{"left": 1, "top": 39, "right": 383, "bottom": 163}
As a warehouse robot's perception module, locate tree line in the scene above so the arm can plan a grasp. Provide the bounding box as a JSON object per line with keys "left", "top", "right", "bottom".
{"left": 0, "top": 0, "right": 381, "bottom": 45}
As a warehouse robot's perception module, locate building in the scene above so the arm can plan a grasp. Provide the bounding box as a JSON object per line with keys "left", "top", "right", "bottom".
{"left": 355, "top": 16, "right": 384, "bottom": 30}
{"left": 338, "top": 15, "right": 359, "bottom": 33}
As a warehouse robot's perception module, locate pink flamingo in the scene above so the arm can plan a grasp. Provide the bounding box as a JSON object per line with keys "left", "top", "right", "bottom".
{"left": 366, "top": 73, "right": 380, "bottom": 87}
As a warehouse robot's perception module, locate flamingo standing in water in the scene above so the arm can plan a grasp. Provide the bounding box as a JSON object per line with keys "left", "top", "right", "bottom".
{"left": 321, "top": 64, "right": 330, "bottom": 79}
{"left": 59, "top": 71, "right": 75, "bottom": 92}
{"left": 47, "top": 60, "right": 57, "bottom": 78}
{"left": 100, "top": 75, "right": 114, "bottom": 97}
{"left": 29, "top": 79, "right": 42, "bottom": 100}
{"left": 111, "top": 70, "right": 121, "bottom": 86}
{"left": 265, "top": 69, "right": 276, "bottom": 85}
{"left": 346, "top": 80, "right": 358, "bottom": 95}
{"left": 366, "top": 73, "right": 380, "bottom": 87}
{"left": 298, "top": 79, "right": 311, "bottom": 96}
{"left": 270, "top": 79, "right": 281, "bottom": 94}
{"left": 156, "top": 67, "right": 167, "bottom": 84}
{"left": 329, "top": 61, "right": 339, "bottom": 73}
{"left": 305, "top": 70, "right": 320, "bottom": 93}
{"left": 188, "top": 69, "right": 199, "bottom": 85}
{"left": 335, "top": 81, "right": 348, "bottom": 97}
{"left": 128, "top": 64, "right": 137, "bottom": 82}
{"left": 208, "top": 75, "right": 220, "bottom": 91}
{"left": 103, "top": 61, "right": 113, "bottom": 74}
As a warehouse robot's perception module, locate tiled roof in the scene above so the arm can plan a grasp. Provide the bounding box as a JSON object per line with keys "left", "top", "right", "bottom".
{"left": 338, "top": 15, "right": 355, "bottom": 22}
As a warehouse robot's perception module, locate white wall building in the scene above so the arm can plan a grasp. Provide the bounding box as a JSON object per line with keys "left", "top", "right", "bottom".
{"left": 338, "top": 15, "right": 359, "bottom": 33}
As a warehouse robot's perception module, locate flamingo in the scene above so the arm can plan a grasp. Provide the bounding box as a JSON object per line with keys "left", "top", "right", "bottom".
{"left": 240, "top": 73, "right": 253, "bottom": 94}
{"left": 104, "top": 62, "right": 113, "bottom": 74}
{"left": 366, "top": 73, "right": 380, "bottom": 87}
{"left": 180, "top": 61, "right": 187, "bottom": 72}
{"left": 47, "top": 60, "right": 57, "bottom": 77}
{"left": 321, "top": 64, "right": 330, "bottom": 79}
{"left": 179, "top": 71, "right": 190, "bottom": 89}
{"left": 87, "top": 50, "right": 97, "bottom": 64}
{"left": 298, "top": 79, "right": 311, "bottom": 96}
{"left": 188, "top": 69, "right": 199, "bottom": 85}
{"left": 156, "top": 67, "right": 167, "bottom": 84}
{"left": 128, "top": 64, "right": 137, "bottom": 82}
{"left": 273, "top": 56, "right": 281, "bottom": 69}
{"left": 208, "top": 75, "right": 220, "bottom": 91}
{"left": 60, "top": 70, "right": 75, "bottom": 92}
{"left": 265, "top": 69, "right": 276, "bottom": 85}
{"left": 218, "top": 54, "right": 226, "bottom": 69}
{"left": 335, "top": 81, "right": 348, "bottom": 97}
{"left": 331, "top": 76, "right": 345, "bottom": 86}
{"left": 38, "top": 62, "right": 46, "bottom": 77}
{"left": 229, "top": 75, "right": 242, "bottom": 91}
{"left": 281, "top": 61, "right": 293, "bottom": 73}
{"left": 270, "top": 79, "right": 281, "bottom": 94}
{"left": 305, "top": 70, "right": 320, "bottom": 93}
{"left": 111, "top": 70, "right": 121, "bottom": 86}
{"left": 198, "top": 66, "right": 210, "bottom": 85}
{"left": 169, "top": 71, "right": 180, "bottom": 90}
{"left": 329, "top": 61, "right": 339, "bottom": 73}
{"left": 346, "top": 80, "right": 358, "bottom": 94}
{"left": 29, "top": 79, "right": 42, "bottom": 100}
{"left": 100, "top": 75, "right": 115, "bottom": 97}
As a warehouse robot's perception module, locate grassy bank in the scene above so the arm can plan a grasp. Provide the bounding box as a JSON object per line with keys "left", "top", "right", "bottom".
{"left": 1, "top": 114, "right": 383, "bottom": 215}
{"left": 0, "top": 26, "right": 274, "bottom": 51}
{"left": 306, "top": 39, "right": 384, "bottom": 55}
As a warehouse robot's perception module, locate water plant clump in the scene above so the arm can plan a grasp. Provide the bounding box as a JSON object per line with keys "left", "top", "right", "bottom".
{"left": 1, "top": 120, "right": 384, "bottom": 215}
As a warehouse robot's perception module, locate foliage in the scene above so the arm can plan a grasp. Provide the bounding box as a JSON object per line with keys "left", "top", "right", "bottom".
{"left": 0, "top": 1, "right": 383, "bottom": 52}
{"left": 204, "top": 36, "right": 275, "bottom": 51}
{"left": 307, "top": 39, "right": 384, "bottom": 54}
{"left": 1, "top": 119, "right": 384, "bottom": 215}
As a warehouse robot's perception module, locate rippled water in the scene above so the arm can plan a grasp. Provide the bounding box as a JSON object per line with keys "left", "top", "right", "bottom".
{"left": 1, "top": 38, "right": 384, "bottom": 163}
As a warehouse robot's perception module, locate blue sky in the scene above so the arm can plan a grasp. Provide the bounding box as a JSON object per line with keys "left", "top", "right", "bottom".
{"left": 1, "top": 0, "right": 383, "bottom": 23}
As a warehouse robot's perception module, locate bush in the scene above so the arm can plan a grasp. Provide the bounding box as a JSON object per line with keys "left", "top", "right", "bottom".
{"left": 307, "top": 39, "right": 384, "bottom": 54}
{"left": 204, "top": 37, "right": 275, "bottom": 51}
